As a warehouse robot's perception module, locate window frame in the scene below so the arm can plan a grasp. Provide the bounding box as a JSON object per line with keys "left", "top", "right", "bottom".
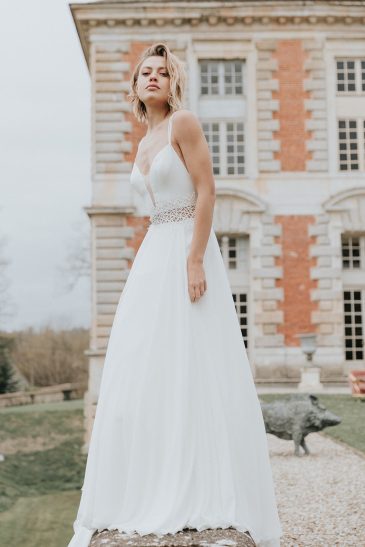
{"left": 199, "top": 58, "right": 246, "bottom": 97}
{"left": 325, "top": 43, "right": 365, "bottom": 177}
{"left": 341, "top": 233, "right": 365, "bottom": 363}
{"left": 337, "top": 118, "right": 365, "bottom": 172}
{"left": 343, "top": 289, "right": 365, "bottom": 362}
{"left": 189, "top": 42, "right": 257, "bottom": 180}
{"left": 202, "top": 119, "right": 245, "bottom": 176}
{"left": 336, "top": 58, "right": 365, "bottom": 96}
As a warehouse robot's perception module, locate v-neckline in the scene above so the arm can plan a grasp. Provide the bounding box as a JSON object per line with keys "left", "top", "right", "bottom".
{"left": 133, "top": 143, "right": 170, "bottom": 179}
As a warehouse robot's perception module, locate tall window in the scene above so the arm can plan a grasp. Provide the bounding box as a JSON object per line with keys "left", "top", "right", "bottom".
{"left": 342, "top": 234, "right": 365, "bottom": 362}
{"left": 343, "top": 291, "right": 364, "bottom": 361}
{"left": 338, "top": 119, "right": 365, "bottom": 171}
{"left": 198, "top": 59, "right": 246, "bottom": 177}
{"left": 335, "top": 58, "right": 365, "bottom": 172}
{"left": 217, "top": 234, "right": 249, "bottom": 348}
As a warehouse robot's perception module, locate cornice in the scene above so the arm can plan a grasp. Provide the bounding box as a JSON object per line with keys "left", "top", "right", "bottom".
{"left": 69, "top": 1, "right": 365, "bottom": 66}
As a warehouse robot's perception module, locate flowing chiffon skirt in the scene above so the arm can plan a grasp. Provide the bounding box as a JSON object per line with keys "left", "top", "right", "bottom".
{"left": 68, "top": 218, "right": 283, "bottom": 547}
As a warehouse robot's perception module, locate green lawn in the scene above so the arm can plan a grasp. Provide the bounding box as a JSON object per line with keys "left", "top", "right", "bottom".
{"left": 0, "top": 400, "right": 86, "bottom": 547}
{"left": 259, "top": 393, "right": 365, "bottom": 454}
{"left": 0, "top": 394, "right": 363, "bottom": 547}
{"left": 0, "top": 490, "right": 81, "bottom": 547}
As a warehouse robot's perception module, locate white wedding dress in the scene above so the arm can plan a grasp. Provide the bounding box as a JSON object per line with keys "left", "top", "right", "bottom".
{"left": 68, "top": 110, "right": 283, "bottom": 547}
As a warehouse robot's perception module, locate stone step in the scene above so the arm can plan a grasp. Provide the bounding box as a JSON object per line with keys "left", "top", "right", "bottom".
{"left": 90, "top": 527, "right": 256, "bottom": 546}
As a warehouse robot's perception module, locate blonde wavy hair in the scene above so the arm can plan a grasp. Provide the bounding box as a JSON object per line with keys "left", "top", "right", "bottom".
{"left": 128, "top": 43, "right": 186, "bottom": 124}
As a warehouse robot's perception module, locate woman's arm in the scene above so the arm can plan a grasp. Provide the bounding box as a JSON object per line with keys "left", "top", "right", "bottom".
{"left": 172, "top": 110, "right": 216, "bottom": 303}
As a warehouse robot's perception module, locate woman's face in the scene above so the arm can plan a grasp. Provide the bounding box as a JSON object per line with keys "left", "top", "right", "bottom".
{"left": 137, "top": 55, "right": 170, "bottom": 108}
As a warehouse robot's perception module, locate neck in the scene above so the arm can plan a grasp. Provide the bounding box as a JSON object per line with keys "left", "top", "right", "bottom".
{"left": 144, "top": 106, "right": 171, "bottom": 133}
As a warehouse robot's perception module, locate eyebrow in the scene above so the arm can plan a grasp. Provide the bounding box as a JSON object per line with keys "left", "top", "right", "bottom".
{"left": 142, "top": 66, "right": 167, "bottom": 70}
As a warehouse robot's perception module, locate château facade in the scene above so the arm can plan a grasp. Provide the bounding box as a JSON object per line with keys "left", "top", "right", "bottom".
{"left": 70, "top": 0, "right": 365, "bottom": 447}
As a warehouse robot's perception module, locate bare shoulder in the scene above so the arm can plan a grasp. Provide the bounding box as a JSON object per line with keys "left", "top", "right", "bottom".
{"left": 173, "top": 109, "right": 199, "bottom": 123}
{"left": 172, "top": 109, "right": 203, "bottom": 140}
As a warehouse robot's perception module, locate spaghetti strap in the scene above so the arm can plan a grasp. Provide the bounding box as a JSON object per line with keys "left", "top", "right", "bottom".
{"left": 167, "top": 111, "right": 177, "bottom": 145}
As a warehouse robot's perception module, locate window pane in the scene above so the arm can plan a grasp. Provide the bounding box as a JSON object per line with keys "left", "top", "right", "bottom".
{"left": 199, "top": 59, "right": 245, "bottom": 96}
{"left": 225, "top": 121, "right": 245, "bottom": 175}
{"left": 336, "top": 59, "right": 357, "bottom": 93}
{"left": 341, "top": 235, "right": 361, "bottom": 269}
{"left": 337, "top": 119, "right": 358, "bottom": 171}
{"left": 199, "top": 61, "right": 220, "bottom": 95}
{"left": 224, "top": 60, "right": 244, "bottom": 95}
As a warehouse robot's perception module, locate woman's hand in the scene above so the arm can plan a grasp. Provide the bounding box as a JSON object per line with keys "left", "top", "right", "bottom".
{"left": 187, "top": 256, "right": 207, "bottom": 303}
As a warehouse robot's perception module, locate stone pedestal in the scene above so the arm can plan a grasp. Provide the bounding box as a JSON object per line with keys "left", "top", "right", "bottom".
{"left": 298, "top": 366, "right": 324, "bottom": 392}
{"left": 90, "top": 528, "right": 255, "bottom": 547}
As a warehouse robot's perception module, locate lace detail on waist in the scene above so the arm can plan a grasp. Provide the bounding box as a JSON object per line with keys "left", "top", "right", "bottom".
{"left": 150, "top": 192, "right": 197, "bottom": 224}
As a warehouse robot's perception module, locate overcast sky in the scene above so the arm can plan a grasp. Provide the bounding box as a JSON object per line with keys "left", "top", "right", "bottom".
{"left": 0, "top": 0, "right": 91, "bottom": 332}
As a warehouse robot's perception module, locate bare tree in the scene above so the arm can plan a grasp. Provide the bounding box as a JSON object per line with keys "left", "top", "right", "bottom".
{"left": 56, "top": 217, "right": 91, "bottom": 293}
{"left": 10, "top": 324, "right": 89, "bottom": 387}
{"left": 0, "top": 235, "right": 16, "bottom": 327}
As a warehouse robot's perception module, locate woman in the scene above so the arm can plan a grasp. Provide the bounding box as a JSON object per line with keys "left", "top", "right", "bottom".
{"left": 68, "top": 42, "right": 283, "bottom": 547}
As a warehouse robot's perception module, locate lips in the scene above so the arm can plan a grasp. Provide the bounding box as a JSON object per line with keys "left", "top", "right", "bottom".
{"left": 146, "top": 85, "right": 159, "bottom": 90}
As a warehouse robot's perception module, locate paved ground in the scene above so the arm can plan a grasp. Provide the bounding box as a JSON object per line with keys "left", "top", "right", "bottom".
{"left": 270, "top": 432, "right": 365, "bottom": 546}
{"left": 256, "top": 386, "right": 351, "bottom": 395}
{"left": 90, "top": 432, "right": 365, "bottom": 547}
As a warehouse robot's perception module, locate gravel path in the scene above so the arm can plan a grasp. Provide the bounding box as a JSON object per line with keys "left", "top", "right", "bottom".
{"left": 90, "top": 432, "right": 365, "bottom": 547}
{"left": 269, "top": 432, "right": 365, "bottom": 546}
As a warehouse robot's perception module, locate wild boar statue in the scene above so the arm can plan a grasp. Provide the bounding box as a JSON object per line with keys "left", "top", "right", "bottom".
{"left": 259, "top": 394, "right": 341, "bottom": 456}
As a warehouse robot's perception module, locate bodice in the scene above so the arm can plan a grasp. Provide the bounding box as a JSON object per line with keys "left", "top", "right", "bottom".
{"left": 130, "top": 111, "right": 197, "bottom": 224}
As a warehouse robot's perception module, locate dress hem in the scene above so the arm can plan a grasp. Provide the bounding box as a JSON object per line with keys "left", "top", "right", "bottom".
{"left": 69, "top": 520, "right": 282, "bottom": 547}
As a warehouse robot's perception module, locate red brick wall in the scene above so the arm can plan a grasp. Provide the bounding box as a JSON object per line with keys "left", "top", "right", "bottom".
{"left": 123, "top": 42, "right": 148, "bottom": 162}
{"left": 272, "top": 39, "right": 313, "bottom": 171}
{"left": 275, "top": 216, "right": 319, "bottom": 346}
{"left": 123, "top": 42, "right": 150, "bottom": 256}
{"left": 125, "top": 214, "right": 150, "bottom": 263}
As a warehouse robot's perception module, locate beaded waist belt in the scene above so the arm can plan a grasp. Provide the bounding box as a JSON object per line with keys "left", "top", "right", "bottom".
{"left": 150, "top": 192, "right": 197, "bottom": 225}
